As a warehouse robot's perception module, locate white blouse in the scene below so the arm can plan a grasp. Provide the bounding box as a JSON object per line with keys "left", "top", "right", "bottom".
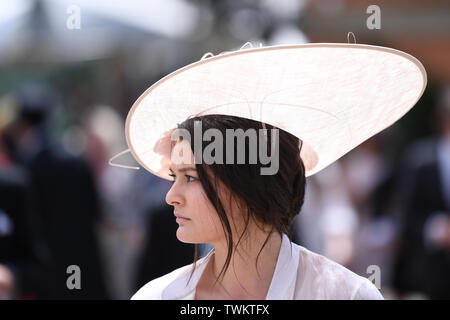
{"left": 131, "top": 233, "right": 383, "bottom": 300}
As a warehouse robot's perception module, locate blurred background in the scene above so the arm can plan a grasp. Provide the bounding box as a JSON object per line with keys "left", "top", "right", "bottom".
{"left": 0, "top": 0, "right": 449, "bottom": 300}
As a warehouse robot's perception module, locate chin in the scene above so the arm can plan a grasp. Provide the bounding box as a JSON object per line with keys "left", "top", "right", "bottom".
{"left": 176, "top": 227, "right": 200, "bottom": 244}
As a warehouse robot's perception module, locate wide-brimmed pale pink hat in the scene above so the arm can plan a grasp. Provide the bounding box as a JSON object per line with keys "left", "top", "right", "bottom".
{"left": 110, "top": 42, "right": 427, "bottom": 180}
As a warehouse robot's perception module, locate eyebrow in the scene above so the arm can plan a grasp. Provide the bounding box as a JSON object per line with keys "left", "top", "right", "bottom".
{"left": 169, "top": 167, "right": 197, "bottom": 173}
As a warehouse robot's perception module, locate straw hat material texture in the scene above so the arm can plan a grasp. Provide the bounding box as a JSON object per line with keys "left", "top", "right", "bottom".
{"left": 112, "top": 43, "right": 427, "bottom": 180}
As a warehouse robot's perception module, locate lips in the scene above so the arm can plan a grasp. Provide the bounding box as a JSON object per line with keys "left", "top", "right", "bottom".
{"left": 174, "top": 213, "right": 191, "bottom": 220}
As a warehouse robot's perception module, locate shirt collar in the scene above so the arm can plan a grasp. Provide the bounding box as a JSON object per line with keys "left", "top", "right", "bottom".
{"left": 265, "top": 233, "right": 300, "bottom": 299}
{"left": 161, "top": 232, "right": 300, "bottom": 300}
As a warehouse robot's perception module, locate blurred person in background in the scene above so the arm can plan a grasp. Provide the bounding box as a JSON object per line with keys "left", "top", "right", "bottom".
{"left": 82, "top": 105, "right": 190, "bottom": 299}
{"left": 81, "top": 105, "right": 140, "bottom": 299}
{"left": 340, "top": 133, "right": 399, "bottom": 298}
{"left": 0, "top": 152, "right": 50, "bottom": 299}
{"left": 392, "top": 85, "right": 450, "bottom": 299}
{"left": 297, "top": 133, "right": 400, "bottom": 298}
{"left": 0, "top": 83, "right": 109, "bottom": 299}
{"left": 294, "top": 160, "right": 359, "bottom": 268}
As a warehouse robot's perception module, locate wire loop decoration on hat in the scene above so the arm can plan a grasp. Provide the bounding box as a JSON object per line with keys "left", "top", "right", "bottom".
{"left": 200, "top": 52, "right": 214, "bottom": 60}
{"left": 201, "top": 42, "right": 263, "bottom": 60}
{"left": 108, "top": 148, "right": 140, "bottom": 170}
{"left": 347, "top": 32, "right": 356, "bottom": 44}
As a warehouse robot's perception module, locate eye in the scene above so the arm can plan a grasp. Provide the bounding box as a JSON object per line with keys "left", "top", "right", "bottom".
{"left": 186, "top": 175, "right": 197, "bottom": 183}
{"left": 168, "top": 173, "right": 176, "bottom": 182}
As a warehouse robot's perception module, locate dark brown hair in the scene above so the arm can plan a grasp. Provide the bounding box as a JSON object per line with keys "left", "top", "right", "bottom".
{"left": 174, "top": 115, "right": 306, "bottom": 287}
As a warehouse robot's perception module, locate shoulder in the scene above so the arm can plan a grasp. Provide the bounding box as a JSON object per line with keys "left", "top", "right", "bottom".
{"left": 296, "top": 245, "right": 383, "bottom": 300}
{"left": 351, "top": 276, "right": 384, "bottom": 300}
{"left": 130, "top": 264, "right": 192, "bottom": 300}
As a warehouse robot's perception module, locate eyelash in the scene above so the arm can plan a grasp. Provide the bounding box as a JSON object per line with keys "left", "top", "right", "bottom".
{"left": 168, "top": 174, "right": 197, "bottom": 183}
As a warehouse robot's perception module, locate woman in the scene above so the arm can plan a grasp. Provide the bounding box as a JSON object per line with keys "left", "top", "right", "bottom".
{"left": 131, "top": 115, "right": 382, "bottom": 299}
{"left": 111, "top": 43, "right": 426, "bottom": 299}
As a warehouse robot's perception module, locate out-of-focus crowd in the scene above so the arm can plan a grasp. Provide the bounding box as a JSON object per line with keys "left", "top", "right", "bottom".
{"left": 1, "top": 81, "right": 449, "bottom": 300}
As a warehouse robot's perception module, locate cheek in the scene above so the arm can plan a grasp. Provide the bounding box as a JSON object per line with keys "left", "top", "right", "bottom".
{"left": 190, "top": 186, "right": 223, "bottom": 234}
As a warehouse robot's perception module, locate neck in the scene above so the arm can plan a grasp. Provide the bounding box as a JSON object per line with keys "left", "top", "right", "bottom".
{"left": 205, "top": 228, "right": 282, "bottom": 299}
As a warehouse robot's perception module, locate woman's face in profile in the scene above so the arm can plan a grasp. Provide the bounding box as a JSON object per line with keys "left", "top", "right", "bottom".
{"left": 165, "top": 139, "right": 226, "bottom": 244}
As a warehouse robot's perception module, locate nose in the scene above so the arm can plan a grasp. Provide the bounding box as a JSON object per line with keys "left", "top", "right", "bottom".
{"left": 165, "top": 182, "right": 184, "bottom": 207}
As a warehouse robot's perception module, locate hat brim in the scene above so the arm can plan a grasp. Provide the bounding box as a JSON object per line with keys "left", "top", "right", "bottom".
{"left": 125, "top": 43, "right": 427, "bottom": 180}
